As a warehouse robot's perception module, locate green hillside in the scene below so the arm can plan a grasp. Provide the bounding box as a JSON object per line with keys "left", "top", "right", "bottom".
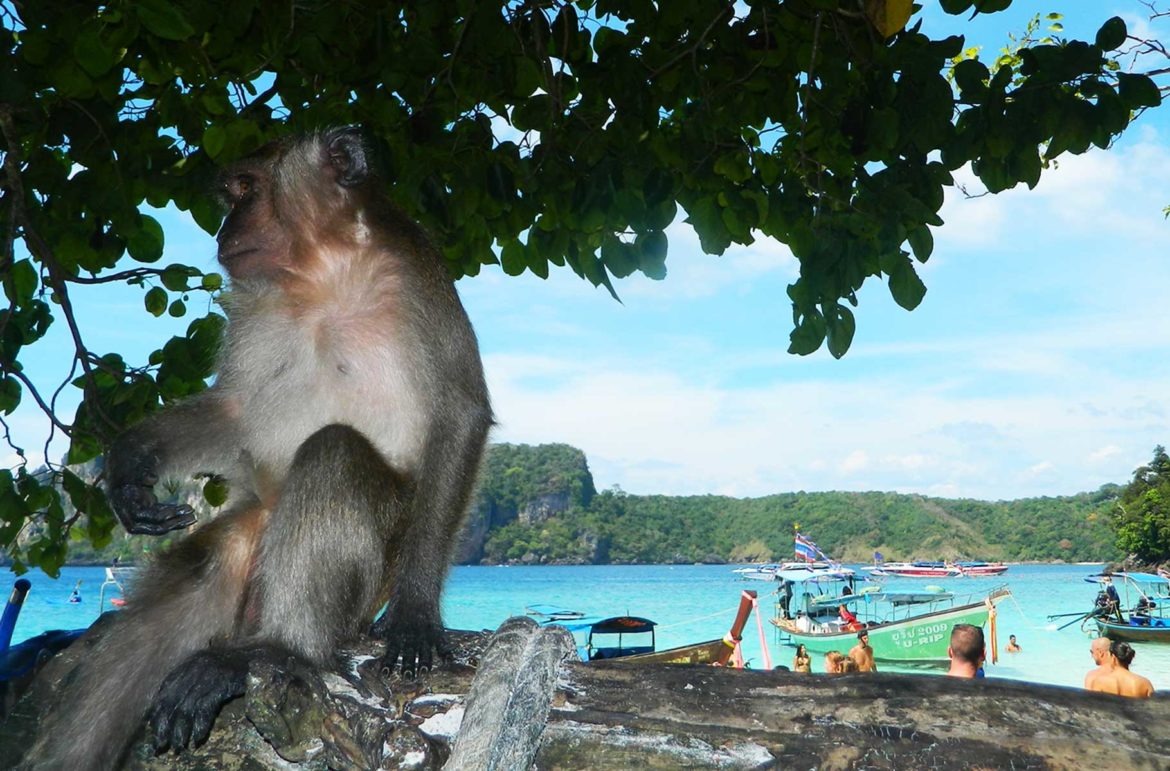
{"left": 16, "top": 442, "right": 1124, "bottom": 568}
{"left": 470, "top": 445, "right": 1124, "bottom": 565}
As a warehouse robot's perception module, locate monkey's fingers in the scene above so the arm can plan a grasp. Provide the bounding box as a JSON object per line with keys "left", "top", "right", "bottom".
{"left": 124, "top": 503, "right": 197, "bottom": 535}
{"left": 381, "top": 637, "right": 404, "bottom": 678}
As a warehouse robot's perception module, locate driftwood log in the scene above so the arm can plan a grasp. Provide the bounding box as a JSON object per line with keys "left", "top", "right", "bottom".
{"left": 2, "top": 615, "right": 1168, "bottom": 770}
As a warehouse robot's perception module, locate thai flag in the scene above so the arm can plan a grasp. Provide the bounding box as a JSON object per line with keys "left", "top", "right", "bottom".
{"left": 873, "top": 551, "right": 884, "bottom": 563}
{"left": 794, "top": 534, "right": 818, "bottom": 562}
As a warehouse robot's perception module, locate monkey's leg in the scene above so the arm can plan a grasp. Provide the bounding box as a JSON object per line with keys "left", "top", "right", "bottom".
{"left": 24, "top": 504, "right": 263, "bottom": 771}
{"left": 372, "top": 405, "right": 491, "bottom": 675}
{"left": 148, "top": 424, "right": 408, "bottom": 752}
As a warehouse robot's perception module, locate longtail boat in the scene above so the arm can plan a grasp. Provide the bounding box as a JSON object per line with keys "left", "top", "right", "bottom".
{"left": 769, "top": 567, "right": 1009, "bottom": 664}
{"left": 531, "top": 590, "right": 758, "bottom": 666}
{"left": 1066, "top": 572, "right": 1170, "bottom": 642}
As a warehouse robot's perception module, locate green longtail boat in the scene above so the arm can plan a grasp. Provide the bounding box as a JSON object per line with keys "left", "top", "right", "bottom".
{"left": 769, "top": 566, "right": 1010, "bottom": 664}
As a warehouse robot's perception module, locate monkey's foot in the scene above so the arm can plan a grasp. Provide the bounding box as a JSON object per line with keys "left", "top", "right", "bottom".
{"left": 372, "top": 617, "right": 452, "bottom": 678}
{"left": 111, "top": 484, "right": 196, "bottom": 535}
{"left": 149, "top": 649, "right": 249, "bottom": 753}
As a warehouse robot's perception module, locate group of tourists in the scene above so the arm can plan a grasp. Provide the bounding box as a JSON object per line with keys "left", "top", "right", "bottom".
{"left": 791, "top": 629, "right": 878, "bottom": 674}
{"left": 790, "top": 623, "right": 1155, "bottom": 699}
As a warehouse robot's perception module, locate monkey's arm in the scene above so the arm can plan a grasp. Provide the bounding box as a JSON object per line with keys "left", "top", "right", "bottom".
{"left": 108, "top": 390, "right": 244, "bottom": 535}
{"left": 373, "top": 402, "right": 492, "bottom": 675}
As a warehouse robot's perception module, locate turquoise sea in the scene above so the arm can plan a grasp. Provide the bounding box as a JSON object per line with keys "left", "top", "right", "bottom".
{"left": 7, "top": 563, "right": 1170, "bottom": 692}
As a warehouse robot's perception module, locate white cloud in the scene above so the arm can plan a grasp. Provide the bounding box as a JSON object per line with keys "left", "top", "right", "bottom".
{"left": 1089, "top": 445, "right": 1122, "bottom": 463}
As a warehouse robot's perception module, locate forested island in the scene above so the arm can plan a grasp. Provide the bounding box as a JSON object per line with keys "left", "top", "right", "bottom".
{"left": 26, "top": 441, "right": 1132, "bottom": 569}
{"left": 461, "top": 443, "right": 1124, "bottom": 565}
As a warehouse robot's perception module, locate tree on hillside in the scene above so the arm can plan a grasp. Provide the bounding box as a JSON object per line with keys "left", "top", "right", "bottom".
{"left": 1111, "top": 445, "right": 1170, "bottom": 564}
{"left": 0, "top": 1, "right": 1164, "bottom": 573}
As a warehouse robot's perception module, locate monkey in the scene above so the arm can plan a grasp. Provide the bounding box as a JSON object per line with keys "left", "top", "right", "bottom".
{"left": 24, "top": 127, "right": 492, "bottom": 769}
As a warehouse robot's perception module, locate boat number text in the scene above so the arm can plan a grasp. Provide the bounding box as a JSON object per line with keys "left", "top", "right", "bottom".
{"left": 890, "top": 622, "right": 949, "bottom": 648}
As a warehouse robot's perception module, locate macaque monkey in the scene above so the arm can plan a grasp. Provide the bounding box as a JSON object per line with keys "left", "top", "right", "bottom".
{"left": 25, "top": 127, "right": 492, "bottom": 769}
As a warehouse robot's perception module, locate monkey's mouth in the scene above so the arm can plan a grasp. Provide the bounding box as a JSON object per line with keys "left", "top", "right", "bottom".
{"left": 219, "top": 247, "right": 258, "bottom": 264}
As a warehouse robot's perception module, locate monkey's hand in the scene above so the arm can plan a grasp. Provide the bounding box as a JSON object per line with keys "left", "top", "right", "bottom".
{"left": 108, "top": 446, "right": 197, "bottom": 535}
{"left": 149, "top": 649, "right": 248, "bottom": 754}
{"left": 372, "top": 607, "right": 452, "bottom": 678}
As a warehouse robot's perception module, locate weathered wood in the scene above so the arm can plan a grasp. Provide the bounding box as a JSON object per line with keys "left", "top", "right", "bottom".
{"left": 3, "top": 617, "right": 1168, "bottom": 770}
{"left": 446, "top": 616, "right": 575, "bottom": 771}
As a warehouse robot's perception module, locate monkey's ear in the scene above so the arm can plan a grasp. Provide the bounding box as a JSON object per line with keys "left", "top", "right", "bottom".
{"left": 326, "top": 127, "right": 369, "bottom": 188}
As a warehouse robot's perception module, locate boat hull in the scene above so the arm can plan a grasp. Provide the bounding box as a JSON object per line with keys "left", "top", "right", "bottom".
{"left": 611, "top": 638, "right": 734, "bottom": 665}
{"left": 774, "top": 595, "right": 1006, "bottom": 664}
{"left": 1094, "top": 619, "right": 1170, "bottom": 643}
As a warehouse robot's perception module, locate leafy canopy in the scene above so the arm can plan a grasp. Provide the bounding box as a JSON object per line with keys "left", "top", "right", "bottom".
{"left": 1111, "top": 446, "right": 1170, "bottom": 564}
{"left": 0, "top": 1, "right": 1161, "bottom": 574}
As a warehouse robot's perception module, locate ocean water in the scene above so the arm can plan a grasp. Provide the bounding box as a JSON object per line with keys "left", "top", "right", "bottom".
{"left": 6, "top": 562, "right": 1169, "bottom": 692}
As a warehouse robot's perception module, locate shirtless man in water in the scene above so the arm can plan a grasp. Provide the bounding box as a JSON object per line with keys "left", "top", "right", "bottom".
{"left": 849, "top": 629, "right": 877, "bottom": 672}
{"left": 1084, "top": 637, "right": 1116, "bottom": 693}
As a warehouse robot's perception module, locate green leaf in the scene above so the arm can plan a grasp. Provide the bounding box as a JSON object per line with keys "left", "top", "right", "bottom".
{"left": 500, "top": 240, "right": 527, "bottom": 276}
{"left": 825, "top": 304, "right": 856, "bottom": 359}
{"left": 887, "top": 256, "right": 927, "bottom": 310}
{"left": 144, "top": 287, "right": 168, "bottom": 317}
{"left": 788, "top": 310, "right": 826, "bottom": 356}
{"left": 3, "top": 259, "right": 38, "bottom": 305}
{"left": 201, "top": 273, "right": 223, "bottom": 291}
{"left": 135, "top": 0, "right": 196, "bottom": 41}
{"left": 72, "top": 27, "right": 117, "bottom": 77}
{"left": 127, "top": 215, "right": 165, "bottom": 263}
{"left": 636, "top": 231, "right": 668, "bottom": 280}
{"left": 907, "top": 226, "right": 934, "bottom": 263}
{"left": 0, "top": 376, "right": 21, "bottom": 415}
{"left": 203, "top": 477, "right": 230, "bottom": 507}
{"left": 161, "top": 265, "right": 192, "bottom": 291}
{"left": 1117, "top": 73, "right": 1161, "bottom": 109}
{"left": 953, "top": 59, "right": 990, "bottom": 99}
{"left": 1095, "top": 17, "right": 1127, "bottom": 52}
{"left": 168, "top": 299, "right": 187, "bottom": 318}
{"left": 601, "top": 237, "right": 638, "bottom": 279}
{"left": 203, "top": 125, "right": 227, "bottom": 160}
{"left": 939, "top": 0, "right": 974, "bottom": 14}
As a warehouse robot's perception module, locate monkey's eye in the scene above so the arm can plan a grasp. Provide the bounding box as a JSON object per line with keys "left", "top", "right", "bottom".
{"left": 230, "top": 175, "right": 253, "bottom": 197}
{"left": 223, "top": 173, "right": 255, "bottom": 203}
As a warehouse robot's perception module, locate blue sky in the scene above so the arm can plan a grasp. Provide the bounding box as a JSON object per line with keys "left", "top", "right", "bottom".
{"left": 8, "top": 1, "right": 1170, "bottom": 501}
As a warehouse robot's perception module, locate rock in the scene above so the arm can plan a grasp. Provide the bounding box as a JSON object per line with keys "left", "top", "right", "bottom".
{"left": 3, "top": 619, "right": 1169, "bottom": 770}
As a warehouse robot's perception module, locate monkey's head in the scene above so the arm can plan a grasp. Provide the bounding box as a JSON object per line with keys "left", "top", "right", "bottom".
{"left": 214, "top": 127, "right": 374, "bottom": 282}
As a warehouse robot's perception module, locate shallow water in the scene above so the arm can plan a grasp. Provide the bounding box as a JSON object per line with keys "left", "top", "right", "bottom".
{"left": 7, "top": 562, "right": 1168, "bottom": 691}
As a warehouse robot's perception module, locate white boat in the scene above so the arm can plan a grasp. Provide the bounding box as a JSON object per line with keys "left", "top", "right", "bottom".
{"left": 863, "top": 561, "right": 962, "bottom": 578}
{"left": 730, "top": 561, "right": 842, "bottom": 580}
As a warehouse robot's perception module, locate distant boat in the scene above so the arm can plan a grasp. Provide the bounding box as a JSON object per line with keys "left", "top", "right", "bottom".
{"left": 732, "top": 561, "right": 847, "bottom": 582}
{"left": 863, "top": 561, "right": 962, "bottom": 578}
{"left": 770, "top": 567, "right": 1010, "bottom": 664}
{"left": 733, "top": 531, "right": 852, "bottom": 582}
{"left": 524, "top": 603, "right": 586, "bottom": 621}
{"left": 531, "top": 591, "right": 758, "bottom": 666}
{"left": 955, "top": 561, "right": 1009, "bottom": 577}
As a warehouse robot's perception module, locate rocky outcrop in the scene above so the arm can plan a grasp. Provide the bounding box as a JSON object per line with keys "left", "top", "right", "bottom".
{"left": 5, "top": 618, "right": 1169, "bottom": 770}
{"left": 518, "top": 492, "right": 571, "bottom": 525}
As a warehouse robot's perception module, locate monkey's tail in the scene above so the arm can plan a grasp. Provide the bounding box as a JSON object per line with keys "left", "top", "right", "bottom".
{"left": 23, "top": 518, "right": 258, "bottom": 770}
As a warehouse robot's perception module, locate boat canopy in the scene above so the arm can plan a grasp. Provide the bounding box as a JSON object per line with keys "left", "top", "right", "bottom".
{"left": 588, "top": 616, "right": 656, "bottom": 634}
{"left": 882, "top": 590, "right": 955, "bottom": 606}
{"left": 773, "top": 568, "right": 855, "bottom": 584}
{"left": 1084, "top": 572, "right": 1170, "bottom": 586}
